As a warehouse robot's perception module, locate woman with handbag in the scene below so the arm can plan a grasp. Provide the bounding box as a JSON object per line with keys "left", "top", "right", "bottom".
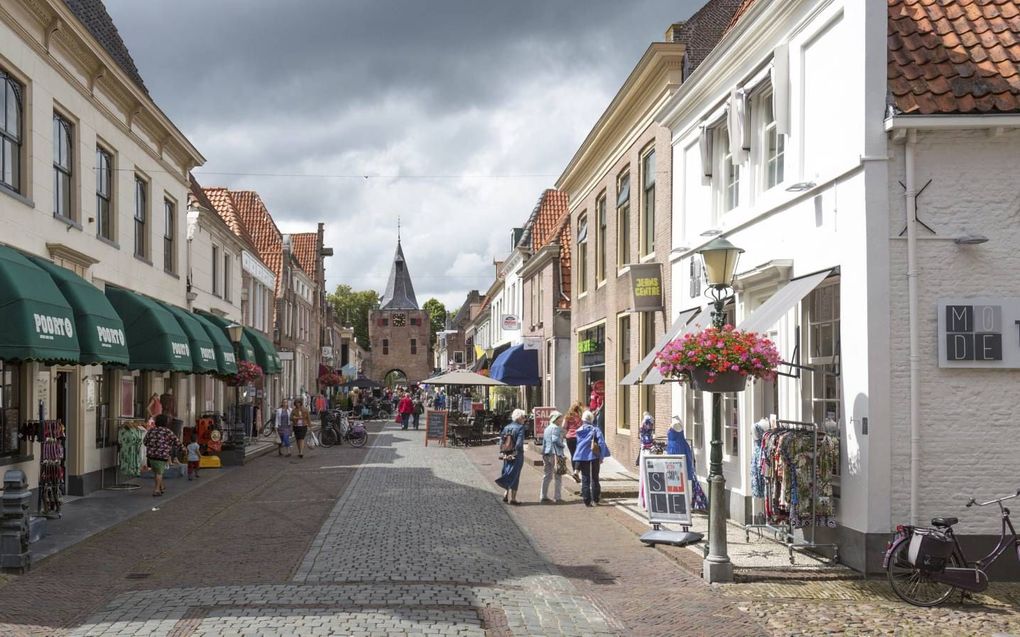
{"left": 540, "top": 411, "right": 568, "bottom": 504}
{"left": 572, "top": 410, "right": 611, "bottom": 507}
{"left": 495, "top": 408, "right": 528, "bottom": 505}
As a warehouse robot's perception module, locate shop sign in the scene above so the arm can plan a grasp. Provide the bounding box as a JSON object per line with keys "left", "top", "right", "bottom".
{"left": 501, "top": 314, "right": 520, "bottom": 331}
{"left": 642, "top": 454, "right": 692, "bottom": 526}
{"left": 34, "top": 313, "right": 73, "bottom": 341}
{"left": 171, "top": 342, "right": 191, "bottom": 358}
{"left": 242, "top": 250, "right": 276, "bottom": 289}
{"left": 532, "top": 406, "right": 555, "bottom": 439}
{"left": 96, "top": 326, "right": 126, "bottom": 348}
{"left": 522, "top": 337, "right": 542, "bottom": 350}
{"left": 629, "top": 263, "right": 664, "bottom": 312}
{"left": 937, "top": 299, "right": 1020, "bottom": 368}
{"left": 577, "top": 338, "right": 601, "bottom": 354}
{"left": 322, "top": 346, "right": 333, "bottom": 360}
{"left": 424, "top": 409, "right": 448, "bottom": 447}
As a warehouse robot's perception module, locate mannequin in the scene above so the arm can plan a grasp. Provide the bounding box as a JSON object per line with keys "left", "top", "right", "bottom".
{"left": 636, "top": 412, "right": 655, "bottom": 509}
{"left": 667, "top": 417, "right": 708, "bottom": 511}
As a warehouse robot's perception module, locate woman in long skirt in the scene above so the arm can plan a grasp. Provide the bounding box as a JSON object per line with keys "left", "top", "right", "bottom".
{"left": 495, "top": 408, "right": 528, "bottom": 505}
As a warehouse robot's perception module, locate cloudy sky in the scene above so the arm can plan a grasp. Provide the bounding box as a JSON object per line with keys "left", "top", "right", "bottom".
{"left": 105, "top": 0, "right": 701, "bottom": 310}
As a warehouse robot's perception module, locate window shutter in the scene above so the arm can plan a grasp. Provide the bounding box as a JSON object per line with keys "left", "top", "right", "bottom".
{"left": 689, "top": 258, "right": 702, "bottom": 299}
{"left": 699, "top": 126, "right": 713, "bottom": 179}
{"left": 771, "top": 44, "right": 790, "bottom": 136}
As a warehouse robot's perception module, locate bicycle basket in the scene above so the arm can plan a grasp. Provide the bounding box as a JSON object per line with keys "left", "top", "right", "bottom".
{"left": 907, "top": 528, "right": 954, "bottom": 570}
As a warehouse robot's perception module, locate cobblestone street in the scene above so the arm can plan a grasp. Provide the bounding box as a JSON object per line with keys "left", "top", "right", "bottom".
{"left": 1, "top": 423, "right": 1019, "bottom": 636}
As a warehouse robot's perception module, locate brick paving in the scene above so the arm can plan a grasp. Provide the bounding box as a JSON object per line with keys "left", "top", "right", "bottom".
{"left": 66, "top": 424, "right": 620, "bottom": 636}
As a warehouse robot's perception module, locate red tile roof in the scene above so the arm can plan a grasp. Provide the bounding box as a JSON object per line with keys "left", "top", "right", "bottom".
{"left": 225, "top": 190, "right": 285, "bottom": 297}
{"left": 724, "top": 0, "right": 758, "bottom": 32}
{"left": 202, "top": 187, "right": 258, "bottom": 252}
{"left": 888, "top": 0, "right": 1020, "bottom": 114}
{"left": 531, "top": 190, "right": 570, "bottom": 252}
{"left": 291, "top": 232, "right": 319, "bottom": 278}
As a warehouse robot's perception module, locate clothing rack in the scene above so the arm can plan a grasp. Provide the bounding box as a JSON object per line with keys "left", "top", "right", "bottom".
{"left": 744, "top": 418, "right": 840, "bottom": 565}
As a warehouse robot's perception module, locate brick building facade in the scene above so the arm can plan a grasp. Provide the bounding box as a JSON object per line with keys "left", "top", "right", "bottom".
{"left": 366, "top": 240, "right": 431, "bottom": 384}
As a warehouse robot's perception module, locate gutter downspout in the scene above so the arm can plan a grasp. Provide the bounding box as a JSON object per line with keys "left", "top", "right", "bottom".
{"left": 905, "top": 130, "right": 920, "bottom": 526}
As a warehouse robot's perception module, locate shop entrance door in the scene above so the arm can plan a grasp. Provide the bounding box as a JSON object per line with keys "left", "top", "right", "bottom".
{"left": 55, "top": 371, "right": 75, "bottom": 494}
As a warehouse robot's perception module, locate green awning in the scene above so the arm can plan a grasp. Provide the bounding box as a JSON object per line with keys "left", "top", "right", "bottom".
{"left": 191, "top": 312, "right": 238, "bottom": 375}
{"left": 104, "top": 286, "right": 192, "bottom": 372}
{"left": 195, "top": 310, "right": 257, "bottom": 363}
{"left": 159, "top": 302, "right": 219, "bottom": 374}
{"left": 244, "top": 327, "right": 282, "bottom": 375}
{"left": 25, "top": 255, "right": 129, "bottom": 366}
{"left": 0, "top": 245, "right": 79, "bottom": 363}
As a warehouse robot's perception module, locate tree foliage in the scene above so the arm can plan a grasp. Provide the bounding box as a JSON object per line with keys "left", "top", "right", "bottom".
{"left": 328, "top": 284, "right": 380, "bottom": 351}
{"left": 422, "top": 298, "right": 448, "bottom": 346}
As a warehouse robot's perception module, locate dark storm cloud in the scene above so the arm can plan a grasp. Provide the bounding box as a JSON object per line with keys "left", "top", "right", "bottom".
{"left": 104, "top": 0, "right": 702, "bottom": 308}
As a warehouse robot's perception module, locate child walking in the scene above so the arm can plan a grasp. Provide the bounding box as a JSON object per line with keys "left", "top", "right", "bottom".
{"left": 186, "top": 433, "right": 201, "bottom": 481}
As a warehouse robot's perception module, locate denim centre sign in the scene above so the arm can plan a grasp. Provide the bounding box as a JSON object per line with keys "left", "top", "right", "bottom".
{"left": 937, "top": 299, "right": 1020, "bottom": 368}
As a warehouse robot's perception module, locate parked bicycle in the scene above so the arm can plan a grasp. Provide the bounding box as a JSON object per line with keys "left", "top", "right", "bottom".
{"left": 884, "top": 488, "right": 1020, "bottom": 606}
{"left": 320, "top": 410, "right": 368, "bottom": 448}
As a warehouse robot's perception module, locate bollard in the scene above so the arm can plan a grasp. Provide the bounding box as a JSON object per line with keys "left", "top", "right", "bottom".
{"left": 1, "top": 469, "right": 31, "bottom": 572}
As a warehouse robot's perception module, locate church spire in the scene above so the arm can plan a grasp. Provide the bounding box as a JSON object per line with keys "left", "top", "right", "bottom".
{"left": 379, "top": 234, "right": 419, "bottom": 310}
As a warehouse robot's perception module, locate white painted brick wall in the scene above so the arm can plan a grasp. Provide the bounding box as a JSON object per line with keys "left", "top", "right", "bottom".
{"left": 887, "top": 128, "right": 1020, "bottom": 533}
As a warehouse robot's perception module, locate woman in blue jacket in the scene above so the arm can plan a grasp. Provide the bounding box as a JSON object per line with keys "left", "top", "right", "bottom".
{"left": 495, "top": 408, "right": 528, "bottom": 505}
{"left": 572, "top": 410, "right": 611, "bottom": 506}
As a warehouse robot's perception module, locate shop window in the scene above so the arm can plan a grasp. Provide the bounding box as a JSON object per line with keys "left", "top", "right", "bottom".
{"left": 95, "top": 369, "right": 115, "bottom": 448}
{"left": 0, "top": 361, "right": 21, "bottom": 458}
{"left": 616, "top": 170, "right": 630, "bottom": 267}
{"left": 163, "top": 198, "right": 176, "bottom": 273}
{"left": 687, "top": 388, "right": 704, "bottom": 467}
{"left": 806, "top": 283, "right": 841, "bottom": 424}
{"left": 578, "top": 323, "right": 606, "bottom": 401}
{"left": 640, "top": 148, "right": 655, "bottom": 256}
{"left": 595, "top": 192, "right": 607, "bottom": 284}
{"left": 723, "top": 393, "right": 740, "bottom": 457}
{"left": 53, "top": 113, "right": 74, "bottom": 220}
{"left": 617, "top": 314, "right": 631, "bottom": 431}
{"left": 134, "top": 176, "right": 148, "bottom": 259}
{"left": 382, "top": 339, "right": 389, "bottom": 355}
{"left": 96, "top": 147, "right": 114, "bottom": 241}
{"left": 0, "top": 70, "right": 22, "bottom": 194}
{"left": 577, "top": 213, "right": 588, "bottom": 294}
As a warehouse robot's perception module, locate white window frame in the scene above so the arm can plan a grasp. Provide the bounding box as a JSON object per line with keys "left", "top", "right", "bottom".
{"left": 758, "top": 88, "right": 785, "bottom": 192}
{"left": 716, "top": 125, "right": 740, "bottom": 215}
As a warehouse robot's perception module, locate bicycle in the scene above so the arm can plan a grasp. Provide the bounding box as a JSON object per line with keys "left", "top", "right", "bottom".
{"left": 319, "top": 410, "right": 368, "bottom": 448}
{"left": 884, "top": 488, "right": 1020, "bottom": 606}
{"left": 261, "top": 415, "right": 276, "bottom": 437}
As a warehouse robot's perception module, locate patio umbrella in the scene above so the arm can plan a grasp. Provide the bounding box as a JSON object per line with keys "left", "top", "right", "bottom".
{"left": 424, "top": 370, "right": 506, "bottom": 386}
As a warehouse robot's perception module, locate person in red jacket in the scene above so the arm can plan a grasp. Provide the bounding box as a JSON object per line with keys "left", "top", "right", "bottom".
{"left": 397, "top": 392, "right": 414, "bottom": 430}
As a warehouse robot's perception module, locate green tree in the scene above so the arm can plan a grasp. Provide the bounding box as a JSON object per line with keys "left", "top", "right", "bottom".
{"left": 422, "top": 298, "right": 448, "bottom": 347}
{"left": 328, "top": 284, "right": 380, "bottom": 351}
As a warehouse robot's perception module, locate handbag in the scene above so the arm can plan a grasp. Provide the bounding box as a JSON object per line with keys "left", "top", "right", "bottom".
{"left": 590, "top": 428, "right": 601, "bottom": 458}
{"left": 555, "top": 455, "right": 569, "bottom": 475}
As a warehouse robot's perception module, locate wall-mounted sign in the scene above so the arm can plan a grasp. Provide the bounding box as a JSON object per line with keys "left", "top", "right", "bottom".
{"left": 321, "top": 346, "right": 333, "bottom": 360}
{"left": 522, "top": 336, "right": 542, "bottom": 351}
{"left": 242, "top": 250, "right": 276, "bottom": 289}
{"left": 937, "top": 299, "right": 1020, "bottom": 367}
{"left": 629, "top": 263, "right": 664, "bottom": 312}
{"left": 501, "top": 315, "right": 520, "bottom": 331}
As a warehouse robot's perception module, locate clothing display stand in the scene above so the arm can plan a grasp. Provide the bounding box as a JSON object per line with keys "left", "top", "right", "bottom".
{"left": 36, "top": 420, "right": 65, "bottom": 519}
{"left": 744, "top": 418, "right": 839, "bottom": 565}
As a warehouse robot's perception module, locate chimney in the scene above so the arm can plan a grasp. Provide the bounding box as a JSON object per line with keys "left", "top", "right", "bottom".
{"left": 665, "top": 22, "right": 684, "bottom": 42}
{"left": 282, "top": 234, "right": 292, "bottom": 254}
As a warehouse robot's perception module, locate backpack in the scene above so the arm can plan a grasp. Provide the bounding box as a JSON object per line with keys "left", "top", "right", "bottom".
{"left": 500, "top": 429, "right": 516, "bottom": 455}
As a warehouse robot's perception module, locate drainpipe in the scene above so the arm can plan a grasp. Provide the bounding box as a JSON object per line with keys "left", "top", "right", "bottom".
{"left": 905, "top": 130, "right": 920, "bottom": 526}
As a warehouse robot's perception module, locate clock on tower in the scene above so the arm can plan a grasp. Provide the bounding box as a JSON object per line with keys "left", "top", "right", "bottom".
{"left": 392, "top": 313, "right": 407, "bottom": 327}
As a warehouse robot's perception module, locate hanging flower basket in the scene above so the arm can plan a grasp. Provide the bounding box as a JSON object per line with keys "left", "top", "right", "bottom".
{"left": 318, "top": 372, "right": 345, "bottom": 387}
{"left": 223, "top": 360, "right": 264, "bottom": 387}
{"left": 656, "top": 325, "right": 780, "bottom": 393}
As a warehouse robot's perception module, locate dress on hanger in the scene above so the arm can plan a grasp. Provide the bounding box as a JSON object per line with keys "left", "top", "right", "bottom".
{"left": 118, "top": 425, "right": 145, "bottom": 477}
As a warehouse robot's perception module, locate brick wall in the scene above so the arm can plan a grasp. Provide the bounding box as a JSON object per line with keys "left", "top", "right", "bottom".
{"left": 366, "top": 309, "right": 432, "bottom": 383}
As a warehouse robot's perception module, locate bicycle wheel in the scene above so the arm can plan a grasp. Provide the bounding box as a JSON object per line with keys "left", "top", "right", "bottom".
{"left": 320, "top": 427, "right": 338, "bottom": 448}
{"left": 886, "top": 541, "right": 959, "bottom": 606}
{"left": 261, "top": 418, "right": 275, "bottom": 437}
{"left": 348, "top": 429, "right": 368, "bottom": 448}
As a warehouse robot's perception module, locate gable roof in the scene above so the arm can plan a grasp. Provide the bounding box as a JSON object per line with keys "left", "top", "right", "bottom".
{"left": 379, "top": 241, "right": 419, "bottom": 310}
{"left": 555, "top": 216, "right": 572, "bottom": 310}
{"left": 290, "top": 233, "right": 319, "bottom": 278}
{"left": 531, "top": 190, "right": 570, "bottom": 252}
{"left": 673, "top": 0, "right": 745, "bottom": 76}
{"left": 888, "top": 0, "right": 1020, "bottom": 115}
{"left": 227, "top": 190, "right": 285, "bottom": 296}
{"left": 63, "top": 0, "right": 148, "bottom": 94}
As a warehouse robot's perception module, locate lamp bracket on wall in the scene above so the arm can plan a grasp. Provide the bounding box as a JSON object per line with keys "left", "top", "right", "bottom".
{"left": 897, "top": 178, "right": 935, "bottom": 236}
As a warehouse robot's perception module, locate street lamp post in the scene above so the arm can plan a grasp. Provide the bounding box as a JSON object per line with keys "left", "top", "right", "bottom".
{"left": 226, "top": 323, "right": 244, "bottom": 441}
{"left": 697, "top": 237, "right": 744, "bottom": 584}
